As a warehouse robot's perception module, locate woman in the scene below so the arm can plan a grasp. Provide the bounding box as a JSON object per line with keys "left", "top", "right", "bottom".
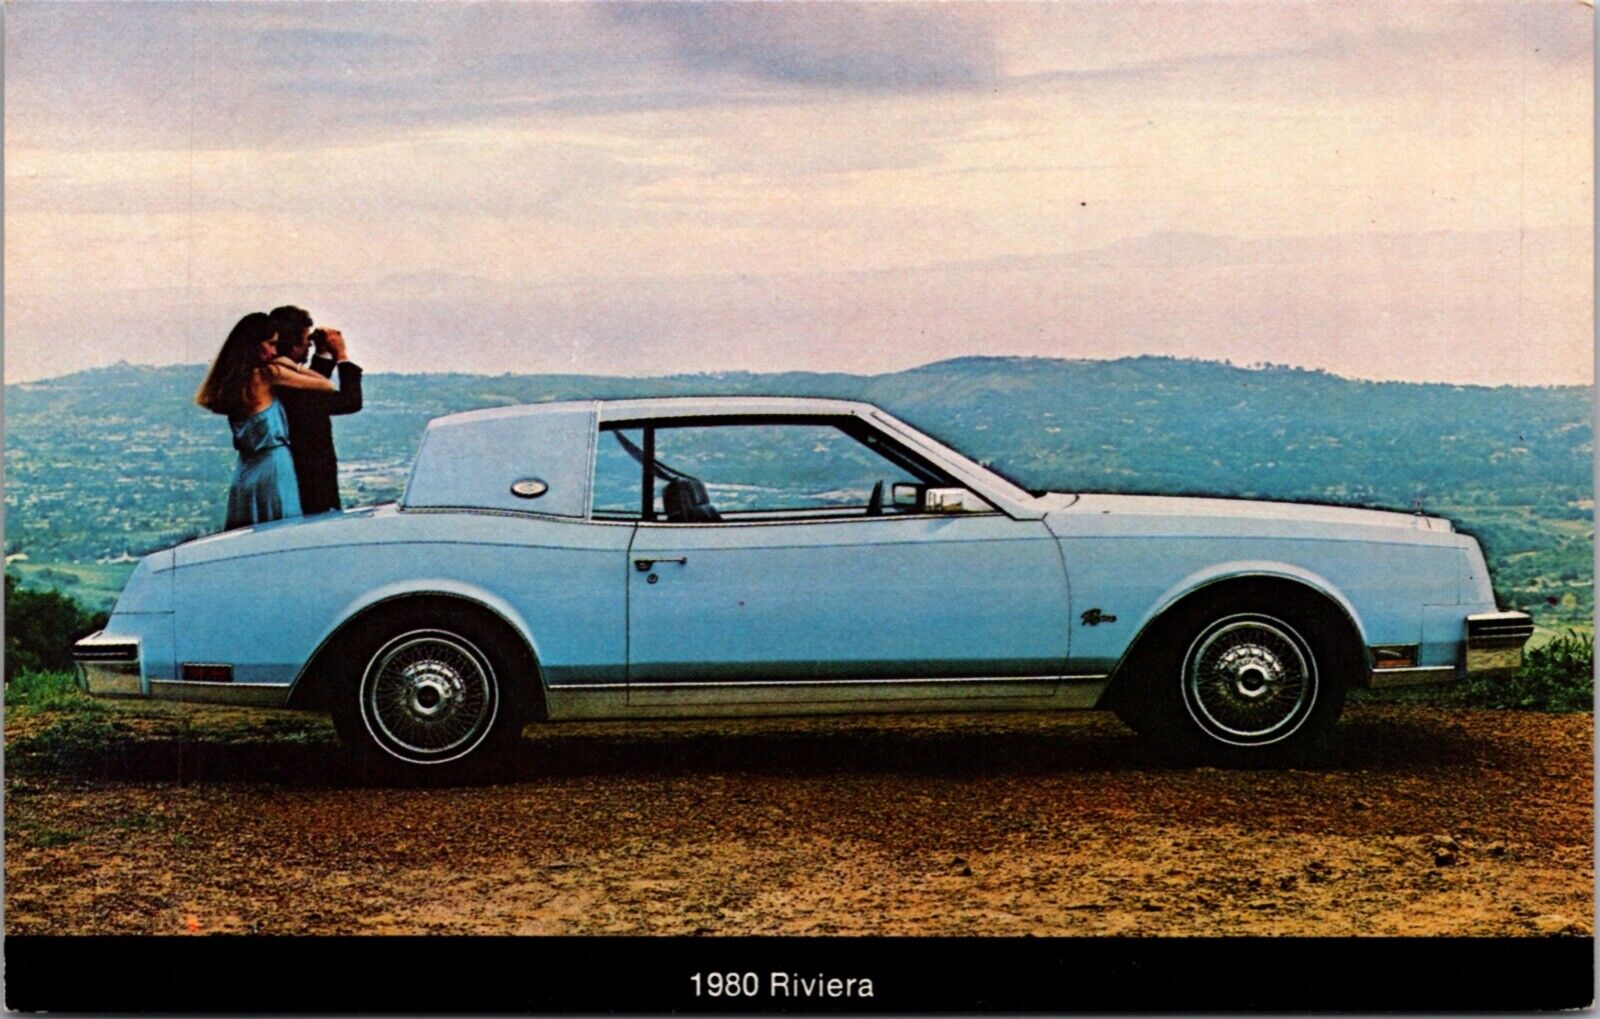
{"left": 195, "top": 312, "right": 336, "bottom": 529}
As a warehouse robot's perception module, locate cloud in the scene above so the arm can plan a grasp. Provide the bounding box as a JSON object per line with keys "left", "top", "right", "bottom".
{"left": 1457, "top": 2, "right": 1592, "bottom": 65}
{"left": 8, "top": 227, "right": 1591, "bottom": 387}
{"left": 256, "top": 26, "right": 414, "bottom": 52}
{"left": 6, "top": 3, "right": 660, "bottom": 148}
{"left": 611, "top": 2, "right": 1001, "bottom": 93}
{"left": 6, "top": 2, "right": 1590, "bottom": 387}
{"left": 8, "top": 1, "right": 1587, "bottom": 151}
{"left": 6, "top": 2, "right": 1006, "bottom": 153}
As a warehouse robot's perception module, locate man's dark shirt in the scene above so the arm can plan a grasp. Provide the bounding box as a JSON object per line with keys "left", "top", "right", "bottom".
{"left": 278, "top": 354, "right": 363, "bottom": 515}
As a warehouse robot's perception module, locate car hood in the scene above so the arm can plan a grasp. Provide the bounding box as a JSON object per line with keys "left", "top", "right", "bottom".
{"left": 1040, "top": 491, "right": 1456, "bottom": 536}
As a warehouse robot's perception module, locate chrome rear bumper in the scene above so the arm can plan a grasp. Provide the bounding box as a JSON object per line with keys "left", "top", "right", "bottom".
{"left": 72, "top": 632, "right": 292, "bottom": 707}
{"left": 71, "top": 631, "right": 144, "bottom": 696}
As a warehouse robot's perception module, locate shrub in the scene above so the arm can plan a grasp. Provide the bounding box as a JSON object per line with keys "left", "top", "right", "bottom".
{"left": 5, "top": 670, "right": 100, "bottom": 714}
{"left": 1457, "top": 630, "right": 1594, "bottom": 712}
{"left": 4, "top": 574, "right": 109, "bottom": 681}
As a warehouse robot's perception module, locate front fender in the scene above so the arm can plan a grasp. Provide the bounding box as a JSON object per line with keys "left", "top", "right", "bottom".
{"left": 1127, "top": 560, "right": 1371, "bottom": 659}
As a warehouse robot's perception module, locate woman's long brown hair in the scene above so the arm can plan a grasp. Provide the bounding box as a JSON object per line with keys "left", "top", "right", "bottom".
{"left": 195, "top": 312, "right": 277, "bottom": 417}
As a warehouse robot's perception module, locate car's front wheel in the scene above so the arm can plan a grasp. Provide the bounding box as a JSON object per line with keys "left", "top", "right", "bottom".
{"left": 1134, "top": 588, "right": 1354, "bottom": 765}
{"left": 330, "top": 603, "right": 531, "bottom": 778}
{"left": 1180, "top": 613, "right": 1320, "bottom": 745}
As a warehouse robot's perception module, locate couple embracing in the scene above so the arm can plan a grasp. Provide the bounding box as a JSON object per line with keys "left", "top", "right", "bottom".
{"left": 194, "top": 307, "right": 364, "bottom": 530}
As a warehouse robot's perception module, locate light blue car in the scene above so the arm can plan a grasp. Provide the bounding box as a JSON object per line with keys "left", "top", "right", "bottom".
{"left": 75, "top": 396, "right": 1532, "bottom": 773}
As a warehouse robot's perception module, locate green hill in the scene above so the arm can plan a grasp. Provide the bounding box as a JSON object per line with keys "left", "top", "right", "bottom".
{"left": 5, "top": 356, "right": 1592, "bottom": 623}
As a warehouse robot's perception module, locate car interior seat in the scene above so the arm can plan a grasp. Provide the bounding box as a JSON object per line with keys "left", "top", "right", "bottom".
{"left": 662, "top": 477, "right": 722, "bottom": 523}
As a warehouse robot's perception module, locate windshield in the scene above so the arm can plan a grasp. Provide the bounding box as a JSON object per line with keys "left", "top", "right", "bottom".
{"left": 868, "top": 410, "right": 1038, "bottom": 504}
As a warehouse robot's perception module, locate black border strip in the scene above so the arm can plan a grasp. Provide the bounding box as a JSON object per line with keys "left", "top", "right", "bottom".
{"left": 5, "top": 935, "right": 1593, "bottom": 1013}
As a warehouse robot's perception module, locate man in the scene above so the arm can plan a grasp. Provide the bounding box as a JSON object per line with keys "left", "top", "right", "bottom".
{"left": 268, "top": 305, "right": 364, "bottom": 515}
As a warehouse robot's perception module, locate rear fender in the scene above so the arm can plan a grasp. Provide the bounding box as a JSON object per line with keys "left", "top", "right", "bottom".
{"left": 286, "top": 579, "right": 543, "bottom": 708}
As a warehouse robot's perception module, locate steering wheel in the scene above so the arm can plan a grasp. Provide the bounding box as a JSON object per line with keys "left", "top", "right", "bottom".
{"left": 867, "top": 479, "right": 884, "bottom": 516}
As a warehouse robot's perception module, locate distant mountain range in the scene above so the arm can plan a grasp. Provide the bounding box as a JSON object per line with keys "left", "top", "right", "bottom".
{"left": 5, "top": 356, "right": 1593, "bottom": 620}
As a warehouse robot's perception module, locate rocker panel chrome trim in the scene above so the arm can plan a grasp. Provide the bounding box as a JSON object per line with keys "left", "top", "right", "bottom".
{"left": 545, "top": 675, "right": 1109, "bottom": 719}
{"left": 543, "top": 673, "right": 1106, "bottom": 692}
{"left": 148, "top": 680, "right": 292, "bottom": 707}
{"left": 1365, "top": 665, "right": 1456, "bottom": 689}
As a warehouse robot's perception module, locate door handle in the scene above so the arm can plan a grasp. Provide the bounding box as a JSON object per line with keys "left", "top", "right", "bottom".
{"left": 634, "top": 557, "right": 688, "bottom": 572}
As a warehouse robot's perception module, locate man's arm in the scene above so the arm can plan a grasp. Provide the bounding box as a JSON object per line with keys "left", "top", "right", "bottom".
{"left": 327, "top": 361, "right": 363, "bottom": 416}
{"left": 306, "top": 328, "right": 363, "bottom": 416}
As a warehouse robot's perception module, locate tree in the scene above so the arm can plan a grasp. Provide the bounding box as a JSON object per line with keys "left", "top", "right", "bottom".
{"left": 4, "top": 573, "right": 109, "bottom": 680}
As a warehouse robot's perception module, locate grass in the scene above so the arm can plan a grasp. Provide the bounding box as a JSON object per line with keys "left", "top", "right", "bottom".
{"left": 6, "top": 671, "right": 121, "bottom": 766}
{"left": 7, "top": 561, "right": 137, "bottom": 615}
{"left": 8, "top": 712, "right": 120, "bottom": 766}
{"left": 1455, "top": 630, "right": 1595, "bottom": 712}
{"left": 4, "top": 669, "right": 335, "bottom": 773}
{"left": 1358, "top": 629, "right": 1595, "bottom": 713}
{"left": 5, "top": 670, "right": 103, "bottom": 715}
{"left": 23, "top": 827, "right": 85, "bottom": 849}
{"left": 107, "top": 810, "right": 167, "bottom": 833}
{"left": 1529, "top": 621, "right": 1594, "bottom": 650}
{"left": 9, "top": 813, "right": 166, "bottom": 853}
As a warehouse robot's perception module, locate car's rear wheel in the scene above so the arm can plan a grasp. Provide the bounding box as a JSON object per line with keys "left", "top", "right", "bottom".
{"left": 330, "top": 603, "right": 531, "bottom": 778}
{"left": 1133, "top": 588, "right": 1354, "bottom": 765}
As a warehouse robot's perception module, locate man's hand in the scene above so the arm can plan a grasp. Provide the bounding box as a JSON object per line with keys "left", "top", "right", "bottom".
{"left": 319, "top": 328, "right": 349, "bottom": 362}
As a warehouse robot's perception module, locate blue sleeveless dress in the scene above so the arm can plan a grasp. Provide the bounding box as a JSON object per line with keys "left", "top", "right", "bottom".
{"left": 225, "top": 399, "right": 303, "bottom": 530}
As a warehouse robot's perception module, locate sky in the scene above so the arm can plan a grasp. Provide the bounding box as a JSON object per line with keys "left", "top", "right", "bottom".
{"left": 4, "top": 1, "right": 1594, "bottom": 385}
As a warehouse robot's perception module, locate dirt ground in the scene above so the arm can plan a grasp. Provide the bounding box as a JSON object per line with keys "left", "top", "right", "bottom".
{"left": 4, "top": 702, "right": 1592, "bottom": 936}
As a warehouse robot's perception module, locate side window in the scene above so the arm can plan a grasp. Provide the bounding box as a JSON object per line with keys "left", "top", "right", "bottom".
{"left": 592, "top": 427, "right": 645, "bottom": 518}
{"left": 589, "top": 418, "right": 967, "bottom": 522}
{"left": 653, "top": 423, "right": 919, "bottom": 515}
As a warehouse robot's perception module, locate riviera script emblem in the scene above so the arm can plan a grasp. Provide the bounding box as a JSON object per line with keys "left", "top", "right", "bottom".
{"left": 1080, "top": 608, "right": 1117, "bottom": 626}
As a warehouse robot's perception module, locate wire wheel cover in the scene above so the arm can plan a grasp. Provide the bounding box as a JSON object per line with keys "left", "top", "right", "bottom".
{"left": 362, "top": 631, "right": 497, "bottom": 759}
{"left": 1183, "top": 615, "right": 1318, "bottom": 743}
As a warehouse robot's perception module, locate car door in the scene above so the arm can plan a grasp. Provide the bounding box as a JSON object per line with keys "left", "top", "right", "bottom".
{"left": 606, "top": 418, "right": 1072, "bottom": 703}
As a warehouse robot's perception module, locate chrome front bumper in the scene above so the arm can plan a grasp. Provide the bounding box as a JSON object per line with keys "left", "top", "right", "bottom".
{"left": 1366, "top": 610, "right": 1534, "bottom": 689}
{"left": 72, "top": 631, "right": 144, "bottom": 696}
{"left": 1463, "top": 611, "right": 1535, "bottom": 678}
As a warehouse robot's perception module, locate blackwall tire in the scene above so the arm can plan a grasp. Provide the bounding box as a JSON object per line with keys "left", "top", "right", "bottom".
{"left": 1140, "top": 590, "right": 1353, "bottom": 766}
{"left": 1106, "top": 680, "right": 1155, "bottom": 736}
{"left": 330, "top": 603, "right": 531, "bottom": 779}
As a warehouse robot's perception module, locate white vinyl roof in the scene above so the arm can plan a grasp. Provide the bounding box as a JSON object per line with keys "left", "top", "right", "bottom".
{"left": 596, "top": 396, "right": 874, "bottom": 421}
{"left": 404, "top": 396, "right": 1040, "bottom": 519}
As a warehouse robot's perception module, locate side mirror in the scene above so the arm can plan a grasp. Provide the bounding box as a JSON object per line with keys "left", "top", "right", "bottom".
{"left": 891, "top": 482, "right": 923, "bottom": 508}
{"left": 925, "top": 487, "right": 984, "bottom": 513}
